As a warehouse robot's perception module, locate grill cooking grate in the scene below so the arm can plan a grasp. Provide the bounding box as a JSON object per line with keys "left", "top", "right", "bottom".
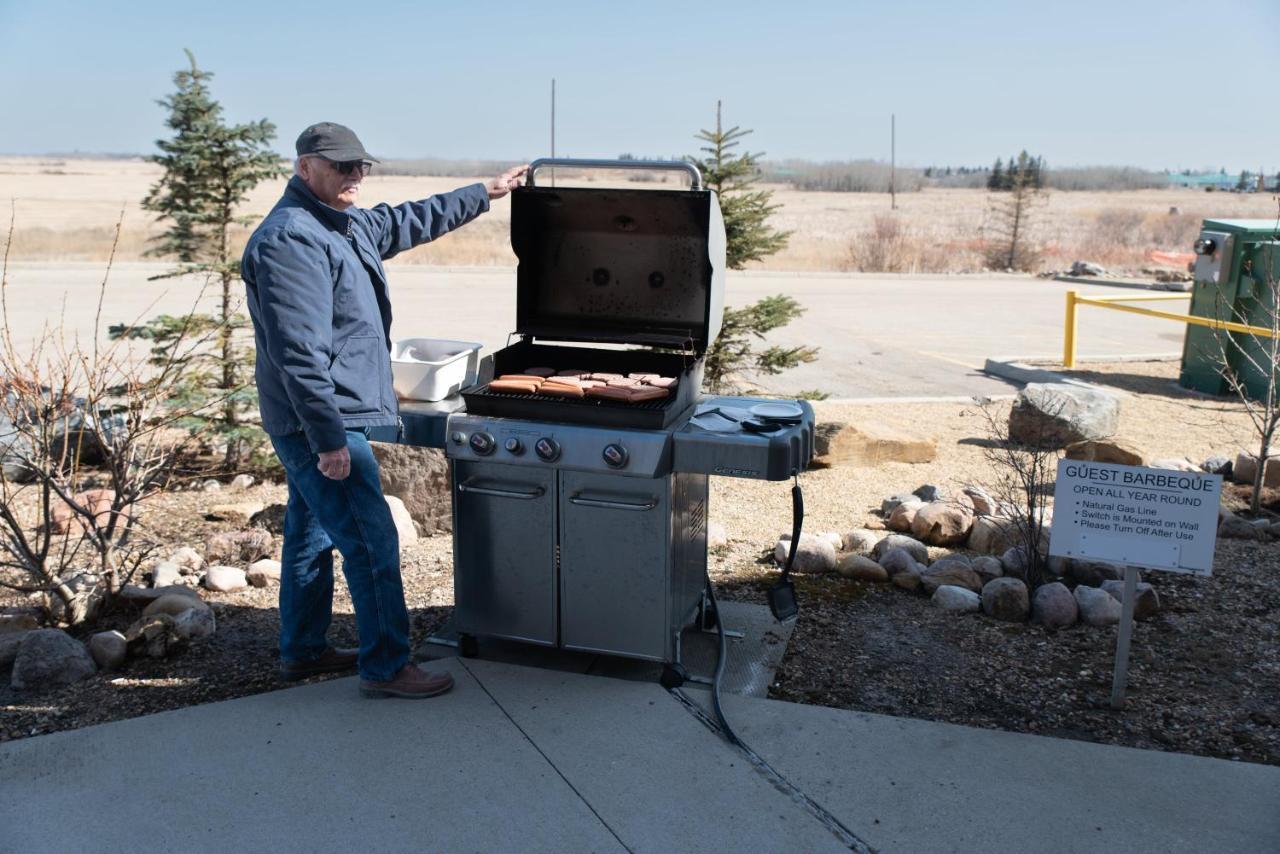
{"left": 469, "top": 384, "right": 672, "bottom": 412}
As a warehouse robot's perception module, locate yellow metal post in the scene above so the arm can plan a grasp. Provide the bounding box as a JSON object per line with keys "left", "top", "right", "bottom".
{"left": 1064, "top": 290, "right": 1078, "bottom": 368}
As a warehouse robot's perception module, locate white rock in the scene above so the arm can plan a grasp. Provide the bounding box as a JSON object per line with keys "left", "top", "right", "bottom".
{"left": 816, "top": 531, "right": 843, "bottom": 551}
{"left": 246, "top": 559, "right": 283, "bottom": 588}
{"left": 706, "top": 521, "right": 729, "bottom": 550}
{"left": 932, "top": 585, "right": 980, "bottom": 613}
{"left": 151, "top": 561, "right": 184, "bottom": 588}
{"left": 201, "top": 479, "right": 222, "bottom": 492}
{"left": 774, "top": 533, "right": 838, "bottom": 574}
{"left": 842, "top": 530, "right": 880, "bottom": 555}
{"left": 385, "top": 495, "right": 419, "bottom": 547}
{"left": 871, "top": 534, "right": 929, "bottom": 565}
{"left": 1075, "top": 585, "right": 1123, "bottom": 626}
{"left": 204, "top": 565, "right": 248, "bottom": 593}
{"left": 229, "top": 474, "right": 256, "bottom": 491}
{"left": 87, "top": 630, "right": 127, "bottom": 670}
{"left": 168, "top": 546, "right": 204, "bottom": 574}
{"left": 172, "top": 605, "right": 216, "bottom": 641}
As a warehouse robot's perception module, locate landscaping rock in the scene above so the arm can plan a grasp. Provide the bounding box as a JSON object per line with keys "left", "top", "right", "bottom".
{"left": 961, "top": 486, "right": 997, "bottom": 516}
{"left": 246, "top": 559, "right": 282, "bottom": 588}
{"left": 1150, "top": 457, "right": 1199, "bottom": 472}
{"left": 144, "top": 594, "right": 210, "bottom": 619}
{"left": 204, "top": 529, "right": 275, "bottom": 564}
{"left": 880, "top": 493, "right": 918, "bottom": 516}
{"left": 878, "top": 547, "right": 923, "bottom": 577}
{"left": 1201, "top": 455, "right": 1231, "bottom": 476}
{"left": 1064, "top": 439, "right": 1146, "bottom": 467}
{"left": 200, "top": 478, "right": 222, "bottom": 492}
{"left": 385, "top": 495, "right": 419, "bottom": 547}
{"left": 1076, "top": 585, "right": 1122, "bottom": 626}
{"left": 982, "top": 577, "right": 1029, "bottom": 622}
{"left": 1032, "top": 582, "right": 1078, "bottom": 629}
{"left": 204, "top": 502, "right": 266, "bottom": 525}
{"left": 87, "top": 631, "right": 127, "bottom": 670}
{"left": 775, "top": 533, "right": 838, "bottom": 574}
{"left": 871, "top": 534, "right": 929, "bottom": 566}
{"left": 126, "top": 614, "right": 184, "bottom": 659}
{"left": 10, "top": 629, "right": 96, "bottom": 690}
{"left": 1067, "top": 559, "right": 1124, "bottom": 587}
{"left": 1000, "top": 546, "right": 1032, "bottom": 581}
{"left": 0, "top": 631, "right": 31, "bottom": 670}
{"left": 836, "top": 554, "right": 888, "bottom": 582}
{"left": 49, "top": 488, "right": 126, "bottom": 535}
{"left": 1219, "top": 513, "right": 1266, "bottom": 540}
{"left": 968, "top": 515, "right": 1018, "bottom": 555}
{"left": 813, "top": 421, "right": 937, "bottom": 467}
{"left": 1070, "top": 260, "right": 1107, "bottom": 276}
{"left": 932, "top": 585, "right": 980, "bottom": 613}
{"left": 913, "top": 484, "right": 945, "bottom": 502}
{"left": 229, "top": 474, "right": 255, "bottom": 491}
{"left": 887, "top": 499, "right": 925, "bottom": 532}
{"left": 911, "top": 502, "right": 974, "bottom": 547}
{"left": 151, "top": 561, "right": 184, "bottom": 588}
{"left": 1101, "top": 579, "right": 1161, "bottom": 621}
{"left": 1008, "top": 383, "right": 1120, "bottom": 448}
{"left": 707, "top": 522, "right": 729, "bottom": 550}
{"left": 370, "top": 442, "right": 452, "bottom": 536}
{"left": 891, "top": 567, "right": 923, "bottom": 592}
{"left": 841, "top": 530, "right": 879, "bottom": 555}
{"left": 921, "top": 563, "right": 983, "bottom": 595}
{"left": 118, "top": 584, "right": 202, "bottom": 604}
{"left": 250, "top": 503, "right": 287, "bottom": 535}
{"left": 1232, "top": 452, "right": 1280, "bottom": 487}
{"left": 169, "top": 546, "right": 204, "bottom": 574}
{"left": 971, "top": 556, "right": 1004, "bottom": 586}
{"left": 204, "top": 565, "right": 248, "bottom": 593}
{"left": 172, "top": 605, "right": 216, "bottom": 642}
{"left": 816, "top": 531, "right": 844, "bottom": 551}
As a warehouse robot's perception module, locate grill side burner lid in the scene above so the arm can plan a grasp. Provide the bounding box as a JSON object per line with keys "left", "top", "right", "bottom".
{"left": 511, "top": 159, "right": 726, "bottom": 353}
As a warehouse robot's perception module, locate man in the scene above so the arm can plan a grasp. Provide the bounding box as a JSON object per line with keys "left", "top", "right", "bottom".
{"left": 242, "top": 122, "right": 527, "bottom": 698}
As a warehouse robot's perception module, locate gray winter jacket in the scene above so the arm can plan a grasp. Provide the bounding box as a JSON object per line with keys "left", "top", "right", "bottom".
{"left": 242, "top": 176, "right": 489, "bottom": 452}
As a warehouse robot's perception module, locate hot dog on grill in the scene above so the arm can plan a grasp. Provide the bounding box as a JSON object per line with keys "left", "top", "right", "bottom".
{"left": 489, "top": 379, "right": 540, "bottom": 394}
{"left": 499, "top": 374, "right": 546, "bottom": 385}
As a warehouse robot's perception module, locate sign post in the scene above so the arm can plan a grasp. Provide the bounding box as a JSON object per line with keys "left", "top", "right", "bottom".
{"left": 1049, "top": 460, "right": 1222, "bottom": 709}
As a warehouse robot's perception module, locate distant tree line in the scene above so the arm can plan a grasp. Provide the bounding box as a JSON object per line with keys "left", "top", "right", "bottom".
{"left": 987, "top": 151, "right": 1045, "bottom": 191}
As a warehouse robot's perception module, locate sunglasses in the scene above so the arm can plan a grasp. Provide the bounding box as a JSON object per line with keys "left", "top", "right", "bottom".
{"left": 325, "top": 159, "right": 373, "bottom": 178}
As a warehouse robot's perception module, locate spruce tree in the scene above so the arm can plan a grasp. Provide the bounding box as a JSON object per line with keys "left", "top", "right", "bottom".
{"left": 688, "top": 101, "right": 790, "bottom": 269}
{"left": 987, "top": 158, "right": 1004, "bottom": 191}
{"left": 115, "top": 50, "right": 287, "bottom": 470}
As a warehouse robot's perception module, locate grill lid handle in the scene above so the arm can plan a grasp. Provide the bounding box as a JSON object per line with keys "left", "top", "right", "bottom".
{"left": 526, "top": 158, "right": 703, "bottom": 191}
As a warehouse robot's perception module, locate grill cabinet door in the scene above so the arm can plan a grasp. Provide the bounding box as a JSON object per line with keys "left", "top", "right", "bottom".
{"left": 558, "top": 471, "right": 671, "bottom": 661}
{"left": 452, "top": 460, "right": 557, "bottom": 646}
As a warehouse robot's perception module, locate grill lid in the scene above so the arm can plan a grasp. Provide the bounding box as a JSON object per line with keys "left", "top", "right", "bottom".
{"left": 511, "top": 159, "right": 726, "bottom": 353}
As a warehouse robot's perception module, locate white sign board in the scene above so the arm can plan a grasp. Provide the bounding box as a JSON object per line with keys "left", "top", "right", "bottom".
{"left": 1049, "top": 460, "right": 1222, "bottom": 575}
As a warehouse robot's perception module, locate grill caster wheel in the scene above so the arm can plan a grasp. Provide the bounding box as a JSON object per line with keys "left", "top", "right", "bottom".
{"left": 458, "top": 634, "right": 479, "bottom": 658}
{"left": 660, "top": 663, "right": 688, "bottom": 690}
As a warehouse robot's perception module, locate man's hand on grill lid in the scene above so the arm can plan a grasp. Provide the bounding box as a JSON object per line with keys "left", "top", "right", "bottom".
{"left": 485, "top": 164, "right": 529, "bottom": 200}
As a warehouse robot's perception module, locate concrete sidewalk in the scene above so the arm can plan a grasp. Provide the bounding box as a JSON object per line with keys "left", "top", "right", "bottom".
{"left": 1, "top": 659, "right": 1276, "bottom": 853}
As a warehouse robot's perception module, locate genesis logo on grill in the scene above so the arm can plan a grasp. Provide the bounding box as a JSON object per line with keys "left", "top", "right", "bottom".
{"left": 713, "top": 465, "right": 759, "bottom": 477}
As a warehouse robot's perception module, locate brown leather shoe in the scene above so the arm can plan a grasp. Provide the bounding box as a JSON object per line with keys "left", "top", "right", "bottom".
{"left": 359, "top": 664, "right": 454, "bottom": 699}
{"left": 279, "top": 646, "right": 359, "bottom": 682}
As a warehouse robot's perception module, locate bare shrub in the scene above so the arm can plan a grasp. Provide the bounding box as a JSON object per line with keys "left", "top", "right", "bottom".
{"left": 1144, "top": 211, "right": 1203, "bottom": 250}
{"left": 847, "top": 215, "right": 910, "bottom": 272}
{"left": 0, "top": 209, "right": 211, "bottom": 625}
{"left": 1091, "top": 209, "right": 1147, "bottom": 248}
{"left": 1046, "top": 167, "right": 1168, "bottom": 191}
{"left": 783, "top": 160, "right": 925, "bottom": 193}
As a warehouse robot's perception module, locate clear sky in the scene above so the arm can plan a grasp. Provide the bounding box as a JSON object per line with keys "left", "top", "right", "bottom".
{"left": 1, "top": 0, "right": 1277, "bottom": 171}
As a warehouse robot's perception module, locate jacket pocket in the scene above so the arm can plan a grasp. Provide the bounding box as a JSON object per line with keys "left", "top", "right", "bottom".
{"left": 329, "top": 334, "right": 384, "bottom": 415}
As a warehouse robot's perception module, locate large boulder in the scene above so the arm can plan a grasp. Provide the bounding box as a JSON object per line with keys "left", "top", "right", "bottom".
{"left": 932, "top": 585, "right": 980, "bottom": 613}
{"left": 1232, "top": 453, "right": 1280, "bottom": 487}
{"left": 836, "top": 554, "right": 888, "bottom": 582}
{"left": 813, "top": 421, "right": 936, "bottom": 467}
{"left": 370, "top": 442, "right": 452, "bottom": 536}
{"left": 967, "top": 515, "right": 1019, "bottom": 555}
{"left": 1008, "top": 383, "right": 1120, "bottom": 448}
{"left": 87, "top": 631, "right": 127, "bottom": 670}
{"left": 878, "top": 547, "right": 924, "bottom": 578}
{"left": 1075, "top": 585, "right": 1123, "bottom": 626}
{"left": 971, "top": 555, "right": 1004, "bottom": 586}
{"left": 887, "top": 499, "right": 925, "bottom": 532}
{"left": 774, "top": 533, "right": 837, "bottom": 574}
{"left": 126, "top": 614, "right": 184, "bottom": 659}
{"left": 1032, "top": 582, "right": 1078, "bottom": 629}
{"left": 892, "top": 567, "right": 923, "bottom": 592}
{"left": 871, "top": 534, "right": 929, "bottom": 566}
{"left": 1101, "top": 579, "right": 1161, "bottom": 621}
{"left": 1064, "top": 439, "right": 1146, "bottom": 467}
{"left": 921, "top": 562, "right": 983, "bottom": 595}
{"left": 841, "top": 530, "right": 880, "bottom": 555}
{"left": 10, "top": 629, "right": 96, "bottom": 690}
{"left": 911, "top": 502, "right": 974, "bottom": 547}
{"left": 981, "top": 577, "right": 1029, "bottom": 622}
{"left": 1066, "top": 559, "right": 1124, "bottom": 587}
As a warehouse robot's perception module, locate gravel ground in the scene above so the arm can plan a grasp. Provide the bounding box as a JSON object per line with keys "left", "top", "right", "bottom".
{"left": 3, "top": 359, "right": 1277, "bottom": 766}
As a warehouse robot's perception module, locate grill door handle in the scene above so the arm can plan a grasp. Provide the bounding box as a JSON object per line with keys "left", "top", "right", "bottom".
{"left": 457, "top": 480, "right": 545, "bottom": 500}
{"left": 568, "top": 494, "right": 657, "bottom": 512}
{"left": 527, "top": 158, "right": 703, "bottom": 190}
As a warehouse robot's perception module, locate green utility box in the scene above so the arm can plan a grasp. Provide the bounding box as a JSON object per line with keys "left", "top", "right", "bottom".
{"left": 1179, "top": 219, "right": 1280, "bottom": 399}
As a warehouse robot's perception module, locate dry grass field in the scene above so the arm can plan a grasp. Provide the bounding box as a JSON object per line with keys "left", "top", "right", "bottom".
{"left": 2, "top": 156, "right": 1276, "bottom": 273}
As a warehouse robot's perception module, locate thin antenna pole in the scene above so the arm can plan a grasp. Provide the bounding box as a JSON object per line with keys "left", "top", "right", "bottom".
{"left": 890, "top": 113, "right": 896, "bottom": 210}
{"left": 550, "top": 78, "right": 556, "bottom": 187}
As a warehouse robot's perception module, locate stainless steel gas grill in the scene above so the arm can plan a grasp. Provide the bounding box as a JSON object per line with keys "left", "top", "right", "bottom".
{"left": 392, "top": 159, "right": 815, "bottom": 685}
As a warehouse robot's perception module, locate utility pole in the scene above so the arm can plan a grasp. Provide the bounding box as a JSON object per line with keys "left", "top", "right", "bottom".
{"left": 890, "top": 113, "right": 896, "bottom": 210}
{"left": 550, "top": 78, "right": 556, "bottom": 186}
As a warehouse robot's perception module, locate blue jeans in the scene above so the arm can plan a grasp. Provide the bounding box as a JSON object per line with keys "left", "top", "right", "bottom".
{"left": 269, "top": 428, "right": 408, "bottom": 682}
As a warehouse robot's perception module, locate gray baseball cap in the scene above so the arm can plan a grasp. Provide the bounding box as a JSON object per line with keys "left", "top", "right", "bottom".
{"left": 295, "top": 122, "right": 378, "bottom": 162}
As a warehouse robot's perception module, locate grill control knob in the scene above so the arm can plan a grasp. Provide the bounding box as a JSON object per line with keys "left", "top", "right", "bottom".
{"left": 504, "top": 437, "right": 524, "bottom": 455}
{"left": 602, "top": 443, "right": 629, "bottom": 469}
{"left": 450, "top": 431, "right": 467, "bottom": 445}
{"left": 469, "top": 432, "right": 496, "bottom": 456}
{"left": 534, "top": 437, "right": 561, "bottom": 462}
{"left": 1194, "top": 237, "right": 1217, "bottom": 256}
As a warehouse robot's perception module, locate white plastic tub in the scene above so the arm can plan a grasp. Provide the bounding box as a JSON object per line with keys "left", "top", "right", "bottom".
{"left": 390, "top": 338, "right": 481, "bottom": 401}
